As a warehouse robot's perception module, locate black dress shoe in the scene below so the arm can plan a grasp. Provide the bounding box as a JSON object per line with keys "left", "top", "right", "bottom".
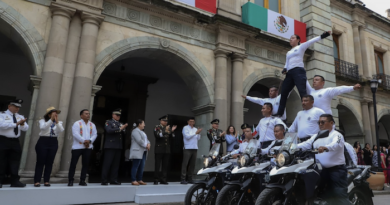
{"left": 10, "top": 181, "right": 26, "bottom": 188}
{"left": 44, "top": 183, "right": 51, "bottom": 187}
{"left": 154, "top": 180, "right": 159, "bottom": 185}
{"left": 110, "top": 181, "right": 121, "bottom": 185}
{"left": 180, "top": 180, "right": 188, "bottom": 185}
{"left": 160, "top": 181, "right": 169, "bottom": 185}
{"left": 101, "top": 182, "right": 108, "bottom": 186}
{"left": 68, "top": 180, "right": 73, "bottom": 186}
{"left": 0, "top": 184, "right": 2, "bottom": 188}
{"left": 79, "top": 181, "right": 87, "bottom": 186}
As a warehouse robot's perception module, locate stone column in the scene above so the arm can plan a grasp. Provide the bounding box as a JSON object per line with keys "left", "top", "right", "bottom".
{"left": 57, "top": 12, "right": 104, "bottom": 178}
{"left": 213, "top": 49, "right": 229, "bottom": 130}
{"left": 52, "top": 13, "right": 83, "bottom": 176}
{"left": 231, "top": 54, "right": 245, "bottom": 130}
{"left": 361, "top": 101, "right": 373, "bottom": 145}
{"left": 19, "top": 76, "right": 42, "bottom": 173}
{"left": 383, "top": 50, "right": 390, "bottom": 74}
{"left": 352, "top": 24, "right": 364, "bottom": 76}
{"left": 90, "top": 85, "right": 102, "bottom": 119}
{"left": 20, "top": 3, "right": 75, "bottom": 178}
{"left": 359, "top": 26, "right": 371, "bottom": 78}
{"left": 368, "top": 102, "right": 377, "bottom": 145}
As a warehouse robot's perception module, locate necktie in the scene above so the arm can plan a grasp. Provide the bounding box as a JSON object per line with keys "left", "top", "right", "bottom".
{"left": 50, "top": 123, "right": 55, "bottom": 137}
{"left": 13, "top": 114, "right": 18, "bottom": 136}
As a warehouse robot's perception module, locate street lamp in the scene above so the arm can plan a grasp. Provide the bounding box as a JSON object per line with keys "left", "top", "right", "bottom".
{"left": 370, "top": 78, "right": 381, "bottom": 171}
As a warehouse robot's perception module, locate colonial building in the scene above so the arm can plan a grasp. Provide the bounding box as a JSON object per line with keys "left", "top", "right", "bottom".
{"left": 0, "top": 0, "right": 389, "bottom": 182}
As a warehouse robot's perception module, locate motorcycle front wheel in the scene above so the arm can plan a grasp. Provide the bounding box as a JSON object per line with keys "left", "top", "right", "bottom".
{"left": 215, "top": 184, "right": 241, "bottom": 205}
{"left": 348, "top": 187, "right": 373, "bottom": 205}
{"left": 184, "top": 183, "right": 216, "bottom": 205}
{"left": 255, "top": 188, "right": 284, "bottom": 205}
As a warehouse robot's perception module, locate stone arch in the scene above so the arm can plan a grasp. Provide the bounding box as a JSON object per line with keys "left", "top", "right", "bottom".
{"left": 243, "top": 68, "right": 285, "bottom": 95}
{"left": 94, "top": 36, "right": 214, "bottom": 106}
{"left": 337, "top": 98, "right": 364, "bottom": 136}
{"left": 0, "top": 1, "right": 47, "bottom": 76}
{"left": 377, "top": 108, "right": 390, "bottom": 121}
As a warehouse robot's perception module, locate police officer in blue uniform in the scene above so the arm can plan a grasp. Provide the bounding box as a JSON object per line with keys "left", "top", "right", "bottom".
{"left": 154, "top": 115, "right": 176, "bottom": 185}
{"left": 0, "top": 99, "right": 28, "bottom": 188}
{"left": 101, "top": 109, "right": 128, "bottom": 185}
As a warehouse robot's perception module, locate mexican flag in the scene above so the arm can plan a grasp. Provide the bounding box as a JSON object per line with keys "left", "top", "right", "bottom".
{"left": 242, "top": 2, "right": 306, "bottom": 43}
{"left": 252, "top": 125, "right": 258, "bottom": 137}
{"left": 171, "top": 0, "right": 217, "bottom": 14}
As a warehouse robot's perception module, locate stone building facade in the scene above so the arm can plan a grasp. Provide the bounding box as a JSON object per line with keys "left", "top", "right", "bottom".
{"left": 0, "top": 0, "right": 389, "bottom": 182}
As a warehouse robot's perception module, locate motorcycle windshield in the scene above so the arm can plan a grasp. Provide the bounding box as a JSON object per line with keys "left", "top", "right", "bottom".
{"left": 244, "top": 139, "right": 258, "bottom": 156}
{"left": 278, "top": 132, "right": 298, "bottom": 154}
{"left": 208, "top": 143, "right": 221, "bottom": 158}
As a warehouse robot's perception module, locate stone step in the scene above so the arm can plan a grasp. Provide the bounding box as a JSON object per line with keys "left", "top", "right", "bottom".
{"left": 135, "top": 193, "right": 186, "bottom": 204}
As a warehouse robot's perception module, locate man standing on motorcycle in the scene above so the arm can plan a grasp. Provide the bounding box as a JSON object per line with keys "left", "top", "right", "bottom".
{"left": 253, "top": 103, "right": 287, "bottom": 149}
{"left": 297, "top": 114, "right": 349, "bottom": 205}
{"left": 288, "top": 95, "right": 325, "bottom": 142}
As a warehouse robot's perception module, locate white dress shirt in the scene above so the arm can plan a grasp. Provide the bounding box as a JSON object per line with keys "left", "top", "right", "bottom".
{"left": 254, "top": 116, "right": 287, "bottom": 143}
{"left": 345, "top": 142, "right": 358, "bottom": 166}
{"left": 285, "top": 36, "right": 322, "bottom": 70}
{"left": 0, "top": 110, "right": 29, "bottom": 138}
{"left": 289, "top": 107, "right": 325, "bottom": 139}
{"left": 246, "top": 95, "right": 287, "bottom": 120}
{"left": 38, "top": 119, "right": 64, "bottom": 137}
{"left": 306, "top": 81, "right": 354, "bottom": 114}
{"left": 298, "top": 129, "right": 345, "bottom": 168}
{"left": 261, "top": 139, "right": 284, "bottom": 155}
{"left": 182, "top": 125, "right": 201, "bottom": 149}
{"left": 71, "top": 119, "right": 97, "bottom": 149}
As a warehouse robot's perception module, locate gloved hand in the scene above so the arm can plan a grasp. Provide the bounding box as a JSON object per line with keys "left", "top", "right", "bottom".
{"left": 321, "top": 31, "right": 331, "bottom": 39}
{"left": 282, "top": 68, "right": 287, "bottom": 74}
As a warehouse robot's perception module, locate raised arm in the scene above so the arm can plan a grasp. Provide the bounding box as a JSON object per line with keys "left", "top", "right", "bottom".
{"left": 245, "top": 96, "right": 265, "bottom": 106}
{"left": 288, "top": 116, "right": 298, "bottom": 133}
{"left": 39, "top": 119, "right": 53, "bottom": 130}
{"left": 55, "top": 121, "right": 65, "bottom": 133}
{"left": 326, "top": 86, "right": 355, "bottom": 98}
{"left": 306, "top": 80, "right": 314, "bottom": 94}
{"left": 182, "top": 126, "right": 198, "bottom": 140}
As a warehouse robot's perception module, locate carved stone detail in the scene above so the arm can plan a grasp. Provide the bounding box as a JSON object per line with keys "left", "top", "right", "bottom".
{"left": 207, "top": 34, "right": 216, "bottom": 43}
{"left": 189, "top": 27, "right": 200, "bottom": 38}
{"left": 170, "top": 22, "right": 182, "bottom": 33}
{"left": 254, "top": 46, "right": 262, "bottom": 56}
{"left": 149, "top": 15, "right": 162, "bottom": 27}
{"left": 127, "top": 8, "right": 140, "bottom": 21}
{"left": 103, "top": 1, "right": 116, "bottom": 15}
{"left": 160, "top": 38, "right": 170, "bottom": 48}
{"left": 228, "top": 35, "right": 238, "bottom": 45}
{"left": 275, "top": 70, "right": 281, "bottom": 77}
{"left": 267, "top": 50, "right": 275, "bottom": 59}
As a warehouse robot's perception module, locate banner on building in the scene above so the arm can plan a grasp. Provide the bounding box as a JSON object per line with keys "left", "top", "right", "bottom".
{"left": 165, "top": 0, "right": 217, "bottom": 14}
{"left": 242, "top": 2, "right": 306, "bottom": 43}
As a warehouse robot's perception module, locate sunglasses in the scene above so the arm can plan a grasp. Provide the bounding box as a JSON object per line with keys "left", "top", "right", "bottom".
{"left": 317, "top": 120, "right": 329, "bottom": 125}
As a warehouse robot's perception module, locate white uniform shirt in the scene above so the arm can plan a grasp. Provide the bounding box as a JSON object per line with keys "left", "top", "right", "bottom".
{"left": 289, "top": 107, "right": 325, "bottom": 139}
{"left": 246, "top": 95, "right": 287, "bottom": 120}
{"left": 238, "top": 138, "right": 257, "bottom": 153}
{"left": 297, "top": 129, "right": 345, "bottom": 168}
{"left": 182, "top": 125, "right": 201, "bottom": 149}
{"left": 0, "top": 110, "right": 29, "bottom": 138}
{"left": 254, "top": 116, "right": 287, "bottom": 144}
{"left": 345, "top": 142, "right": 358, "bottom": 166}
{"left": 306, "top": 81, "right": 354, "bottom": 114}
{"left": 261, "top": 139, "right": 284, "bottom": 155}
{"left": 38, "top": 119, "right": 64, "bottom": 137}
{"left": 285, "top": 36, "right": 322, "bottom": 71}
{"left": 71, "top": 119, "right": 97, "bottom": 149}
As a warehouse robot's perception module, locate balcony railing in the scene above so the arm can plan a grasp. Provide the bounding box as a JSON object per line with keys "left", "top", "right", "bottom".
{"left": 372, "top": 73, "right": 390, "bottom": 90}
{"left": 334, "top": 58, "right": 361, "bottom": 82}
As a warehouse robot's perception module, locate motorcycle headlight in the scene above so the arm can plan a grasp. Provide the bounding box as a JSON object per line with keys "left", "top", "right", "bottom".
{"left": 240, "top": 155, "right": 249, "bottom": 167}
{"left": 204, "top": 157, "right": 211, "bottom": 167}
{"left": 276, "top": 152, "right": 290, "bottom": 167}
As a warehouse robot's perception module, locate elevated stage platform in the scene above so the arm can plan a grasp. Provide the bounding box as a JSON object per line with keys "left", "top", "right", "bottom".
{"left": 0, "top": 182, "right": 192, "bottom": 205}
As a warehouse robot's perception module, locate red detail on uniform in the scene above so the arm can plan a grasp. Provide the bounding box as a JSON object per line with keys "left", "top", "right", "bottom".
{"left": 195, "top": 0, "right": 217, "bottom": 14}
{"left": 252, "top": 130, "right": 258, "bottom": 137}
{"left": 294, "top": 20, "right": 307, "bottom": 43}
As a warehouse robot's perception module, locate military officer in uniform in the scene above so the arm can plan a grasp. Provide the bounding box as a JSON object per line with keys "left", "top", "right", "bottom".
{"left": 101, "top": 109, "right": 128, "bottom": 185}
{"left": 239, "top": 123, "right": 250, "bottom": 143}
{"left": 154, "top": 115, "right": 177, "bottom": 185}
{"left": 207, "top": 119, "right": 225, "bottom": 155}
{"left": 0, "top": 99, "right": 28, "bottom": 188}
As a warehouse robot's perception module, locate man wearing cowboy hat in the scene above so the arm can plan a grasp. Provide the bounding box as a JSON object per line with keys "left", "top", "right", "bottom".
{"left": 101, "top": 108, "right": 128, "bottom": 185}
{"left": 0, "top": 99, "right": 28, "bottom": 188}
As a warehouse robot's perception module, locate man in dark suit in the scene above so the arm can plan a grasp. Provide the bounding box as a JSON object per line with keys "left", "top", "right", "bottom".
{"left": 101, "top": 109, "right": 128, "bottom": 185}
{"left": 153, "top": 115, "right": 177, "bottom": 185}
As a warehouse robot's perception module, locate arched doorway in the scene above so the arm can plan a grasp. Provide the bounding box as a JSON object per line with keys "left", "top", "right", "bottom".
{"left": 243, "top": 76, "right": 301, "bottom": 126}
{"left": 91, "top": 37, "right": 214, "bottom": 182}
{"left": 378, "top": 115, "right": 390, "bottom": 147}
{"left": 337, "top": 104, "right": 364, "bottom": 144}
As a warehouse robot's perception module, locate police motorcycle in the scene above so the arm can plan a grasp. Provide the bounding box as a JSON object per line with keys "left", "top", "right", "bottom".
{"left": 184, "top": 143, "right": 241, "bottom": 205}
{"left": 215, "top": 139, "right": 274, "bottom": 205}
{"left": 255, "top": 131, "right": 374, "bottom": 205}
